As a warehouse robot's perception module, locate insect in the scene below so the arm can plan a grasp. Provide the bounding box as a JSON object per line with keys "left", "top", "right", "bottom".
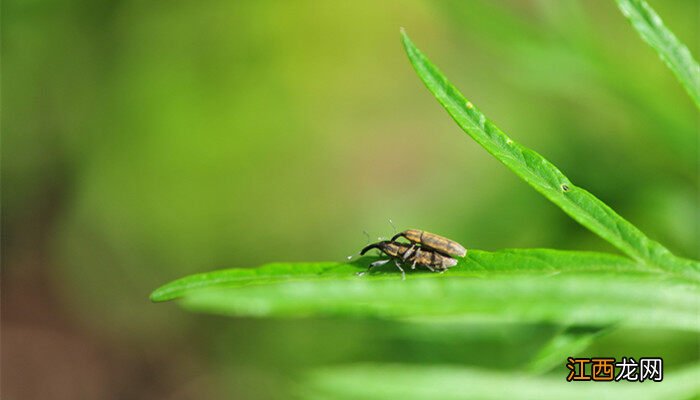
{"left": 391, "top": 229, "right": 467, "bottom": 258}
{"left": 359, "top": 240, "right": 458, "bottom": 280}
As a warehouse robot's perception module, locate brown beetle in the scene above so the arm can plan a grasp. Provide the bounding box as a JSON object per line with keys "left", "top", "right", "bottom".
{"left": 359, "top": 240, "right": 458, "bottom": 280}
{"left": 391, "top": 229, "right": 467, "bottom": 258}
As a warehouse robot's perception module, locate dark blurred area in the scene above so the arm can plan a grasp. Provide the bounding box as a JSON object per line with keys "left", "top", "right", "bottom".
{"left": 2, "top": 0, "right": 698, "bottom": 398}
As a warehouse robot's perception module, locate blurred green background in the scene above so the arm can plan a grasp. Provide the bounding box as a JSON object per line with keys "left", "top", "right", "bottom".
{"left": 3, "top": 0, "right": 698, "bottom": 398}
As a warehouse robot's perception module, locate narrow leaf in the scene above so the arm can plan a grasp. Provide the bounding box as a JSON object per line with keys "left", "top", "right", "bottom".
{"left": 150, "top": 261, "right": 363, "bottom": 303}
{"left": 151, "top": 249, "right": 645, "bottom": 302}
{"left": 616, "top": 0, "right": 700, "bottom": 108}
{"left": 151, "top": 250, "right": 698, "bottom": 332}
{"left": 400, "top": 29, "right": 700, "bottom": 280}
{"left": 526, "top": 326, "right": 610, "bottom": 374}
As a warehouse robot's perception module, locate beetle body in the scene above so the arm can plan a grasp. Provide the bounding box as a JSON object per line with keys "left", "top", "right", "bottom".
{"left": 360, "top": 240, "right": 457, "bottom": 279}
{"left": 391, "top": 229, "right": 467, "bottom": 258}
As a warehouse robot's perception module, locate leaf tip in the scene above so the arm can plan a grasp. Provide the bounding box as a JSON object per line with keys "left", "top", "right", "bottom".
{"left": 149, "top": 286, "right": 170, "bottom": 303}
{"left": 399, "top": 27, "right": 413, "bottom": 47}
{"left": 149, "top": 291, "right": 161, "bottom": 303}
{"left": 400, "top": 28, "right": 420, "bottom": 65}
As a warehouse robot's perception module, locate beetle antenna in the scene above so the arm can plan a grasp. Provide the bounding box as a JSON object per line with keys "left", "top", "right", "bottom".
{"left": 362, "top": 230, "right": 371, "bottom": 244}
{"left": 388, "top": 219, "right": 397, "bottom": 235}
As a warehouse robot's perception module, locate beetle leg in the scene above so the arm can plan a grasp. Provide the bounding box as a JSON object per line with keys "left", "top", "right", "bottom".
{"left": 425, "top": 264, "right": 435, "bottom": 272}
{"left": 393, "top": 259, "right": 406, "bottom": 280}
{"left": 442, "top": 258, "right": 452, "bottom": 272}
{"left": 370, "top": 259, "right": 391, "bottom": 268}
{"left": 436, "top": 258, "right": 446, "bottom": 273}
{"left": 409, "top": 248, "right": 418, "bottom": 270}
{"left": 357, "top": 258, "right": 390, "bottom": 276}
{"left": 403, "top": 245, "right": 416, "bottom": 261}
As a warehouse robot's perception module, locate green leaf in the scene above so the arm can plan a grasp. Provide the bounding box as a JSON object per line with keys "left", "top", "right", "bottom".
{"left": 400, "top": 29, "right": 700, "bottom": 281}
{"left": 150, "top": 249, "right": 643, "bottom": 302}
{"left": 150, "top": 261, "right": 364, "bottom": 302}
{"left": 151, "top": 249, "right": 699, "bottom": 332}
{"left": 526, "top": 326, "right": 611, "bottom": 374}
{"left": 615, "top": 0, "right": 700, "bottom": 108}
{"left": 301, "top": 363, "right": 700, "bottom": 400}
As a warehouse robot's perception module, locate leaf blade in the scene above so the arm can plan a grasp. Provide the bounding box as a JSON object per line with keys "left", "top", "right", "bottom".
{"left": 400, "top": 29, "right": 700, "bottom": 280}
{"left": 150, "top": 249, "right": 645, "bottom": 302}
{"left": 526, "top": 326, "right": 611, "bottom": 374}
{"left": 150, "top": 261, "right": 362, "bottom": 302}
{"left": 150, "top": 249, "right": 699, "bottom": 332}
{"left": 179, "top": 272, "right": 699, "bottom": 331}
{"left": 615, "top": 0, "right": 700, "bottom": 108}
